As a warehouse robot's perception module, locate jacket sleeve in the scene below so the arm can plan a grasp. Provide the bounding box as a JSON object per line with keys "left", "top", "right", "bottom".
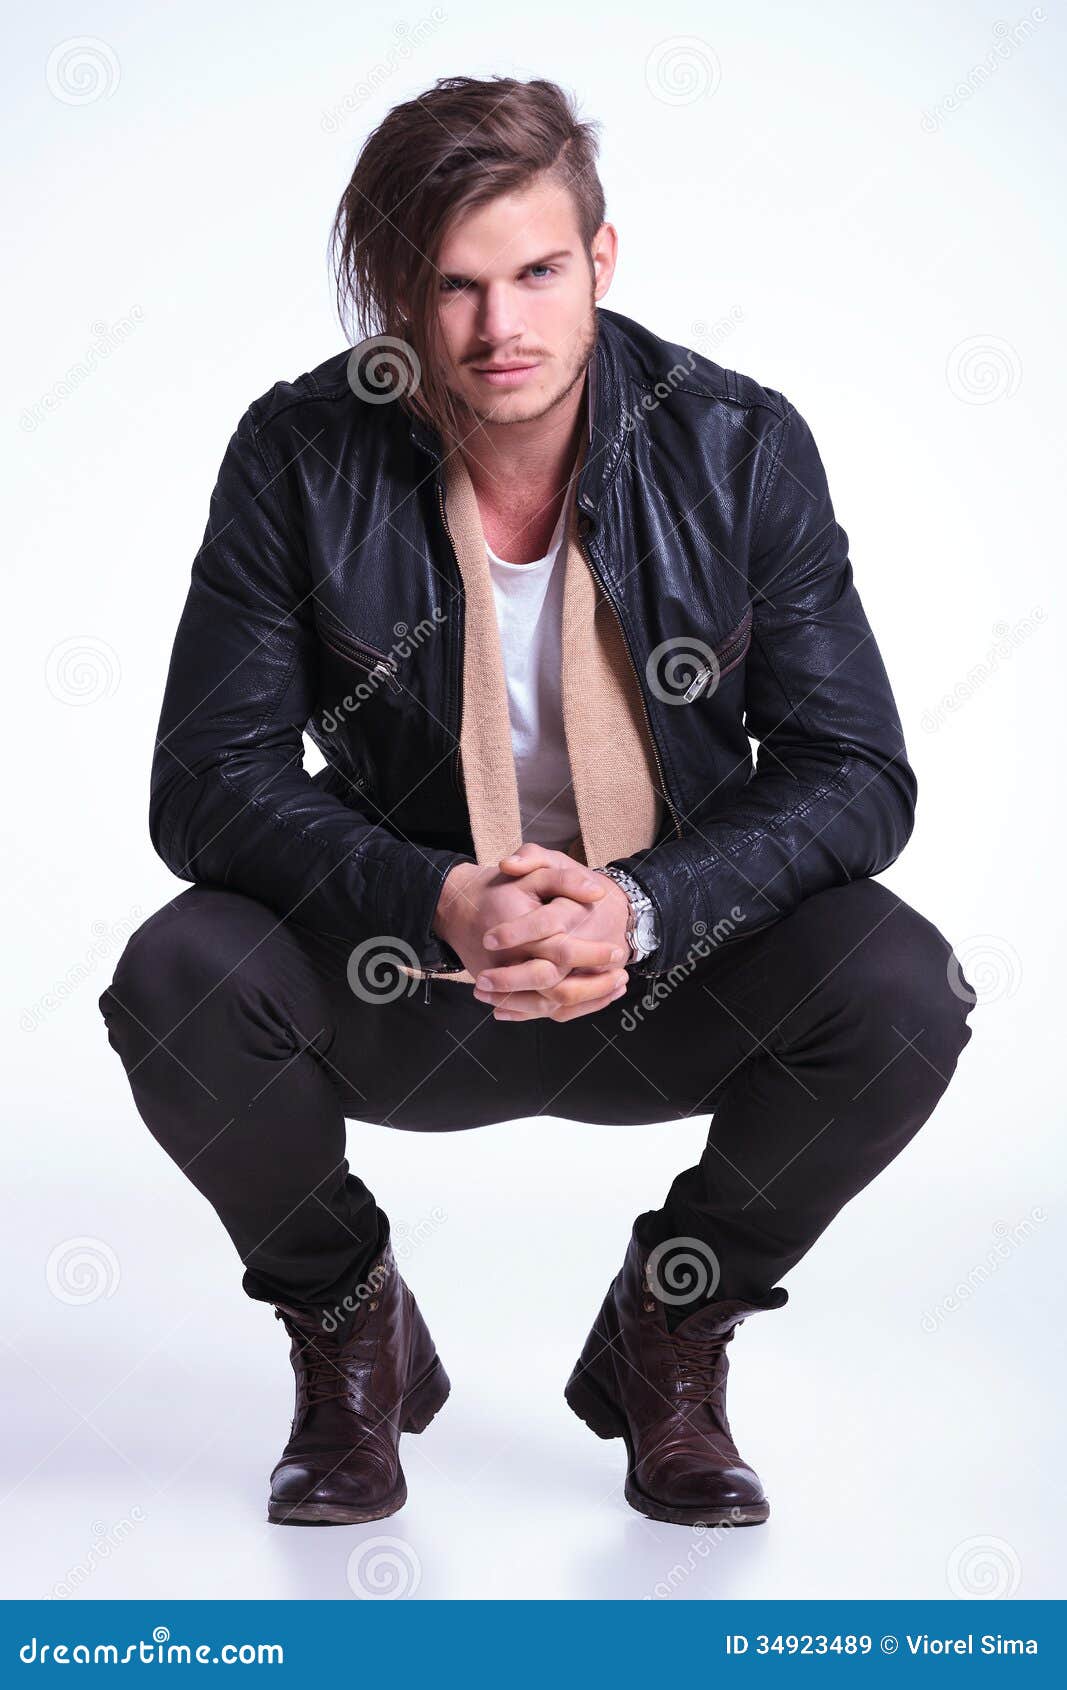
{"left": 148, "top": 402, "right": 474, "bottom": 967}
{"left": 607, "top": 397, "right": 918, "bottom": 976}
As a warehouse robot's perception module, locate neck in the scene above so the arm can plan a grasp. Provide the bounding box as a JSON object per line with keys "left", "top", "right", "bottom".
{"left": 458, "top": 369, "right": 588, "bottom": 519}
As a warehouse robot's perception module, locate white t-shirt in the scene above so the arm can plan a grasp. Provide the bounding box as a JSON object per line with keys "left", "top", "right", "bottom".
{"left": 485, "top": 500, "right": 581, "bottom": 853}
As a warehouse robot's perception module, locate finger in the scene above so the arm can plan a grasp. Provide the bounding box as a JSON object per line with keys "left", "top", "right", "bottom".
{"left": 483, "top": 890, "right": 607, "bottom": 952}
{"left": 547, "top": 984, "right": 629, "bottom": 1021}
{"left": 497, "top": 842, "right": 556, "bottom": 871}
{"left": 474, "top": 937, "right": 626, "bottom": 995}
{"left": 486, "top": 967, "right": 629, "bottom": 1017}
{"left": 495, "top": 975, "right": 629, "bottom": 1021}
{"left": 528, "top": 863, "right": 608, "bottom": 902}
{"left": 475, "top": 962, "right": 624, "bottom": 1005}
{"left": 496, "top": 855, "right": 607, "bottom": 902}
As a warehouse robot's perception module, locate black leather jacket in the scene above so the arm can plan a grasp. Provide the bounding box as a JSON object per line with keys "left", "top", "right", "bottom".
{"left": 150, "top": 306, "right": 916, "bottom": 993}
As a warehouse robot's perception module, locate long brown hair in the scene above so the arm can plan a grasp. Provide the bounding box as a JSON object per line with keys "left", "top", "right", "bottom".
{"left": 329, "top": 75, "right": 606, "bottom": 448}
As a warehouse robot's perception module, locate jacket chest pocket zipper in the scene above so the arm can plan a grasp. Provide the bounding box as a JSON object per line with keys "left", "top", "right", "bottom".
{"left": 684, "top": 608, "right": 753, "bottom": 701}
{"left": 317, "top": 620, "right": 403, "bottom": 694}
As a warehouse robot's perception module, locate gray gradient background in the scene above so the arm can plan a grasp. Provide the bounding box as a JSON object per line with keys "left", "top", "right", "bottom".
{"left": 4, "top": 0, "right": 1062, "bottom": 1601}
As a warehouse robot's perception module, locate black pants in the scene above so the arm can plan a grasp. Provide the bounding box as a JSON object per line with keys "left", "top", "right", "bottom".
{"left": 97, "top": 877, "right": 976, "bottom": 1326}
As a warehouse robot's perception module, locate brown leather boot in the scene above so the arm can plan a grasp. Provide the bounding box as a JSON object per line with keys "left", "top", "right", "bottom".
{"left": 564, "top": 1223, "right": 787, "bottom": 1526}
{"left": 267, "top": 1235, "right": 450, "bottom": 1525}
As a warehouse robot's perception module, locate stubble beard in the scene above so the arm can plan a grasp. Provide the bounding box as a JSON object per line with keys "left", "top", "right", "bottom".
{"left": 446, "top": 304, "right": 598, "bottom": 432}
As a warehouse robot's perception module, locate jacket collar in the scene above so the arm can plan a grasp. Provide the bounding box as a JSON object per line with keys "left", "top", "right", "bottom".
{"left": 407, "top": 308, "right": 626, "bottom": 525}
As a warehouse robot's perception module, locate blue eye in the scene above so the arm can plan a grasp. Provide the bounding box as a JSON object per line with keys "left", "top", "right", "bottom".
{"left": 440, "top": 266, "right": 556, "bottom": 293}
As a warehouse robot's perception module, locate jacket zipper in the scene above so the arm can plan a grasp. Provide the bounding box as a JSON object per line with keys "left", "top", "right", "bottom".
{"left": 414, "top": 477, "right": 473, "bottom": 1007}
{"left": 436, "top": 488, "right": 681, "bottom": 993}
{"left": 437, "top": 481, "right": 466, "bottom": 794}
{"left": 683, "top": 609, "right": 753, "bottom": 701}
{"left": 575, "top": 526, "right": 684, "bottom": 845}
{"left": 576, "top": 522, "right": 684, "bottom": 991}
{"left": 318, "top": 622, "right": 404, "bottom": 694}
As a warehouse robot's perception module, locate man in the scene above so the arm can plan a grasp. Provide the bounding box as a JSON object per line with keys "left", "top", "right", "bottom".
{"left": 98, "top": 74, "right": 977, "bottom": 1530}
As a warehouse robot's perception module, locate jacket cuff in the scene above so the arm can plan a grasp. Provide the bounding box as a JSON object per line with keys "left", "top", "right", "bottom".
{"left": 369, "top": 847, "right": 478, "bottom": 974}
{"left": 601, "top": 847, "right": 704, "bottom": 977}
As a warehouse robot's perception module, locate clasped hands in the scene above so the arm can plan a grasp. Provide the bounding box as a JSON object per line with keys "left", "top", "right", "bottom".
{"left": 432, "top": 841, "right": 635, "bottom": 1022}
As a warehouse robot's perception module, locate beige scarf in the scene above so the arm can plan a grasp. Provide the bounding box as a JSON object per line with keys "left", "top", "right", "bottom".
{"left": 403, "top": 424, "right": 663, "bottom": 983}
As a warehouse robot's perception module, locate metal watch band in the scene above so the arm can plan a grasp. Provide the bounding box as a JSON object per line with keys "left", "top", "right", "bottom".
{"left": 595, "top": 865, "right": 661, "bottom": 962}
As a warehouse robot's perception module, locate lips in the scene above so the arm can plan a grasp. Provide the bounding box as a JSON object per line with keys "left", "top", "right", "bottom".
{"left": 470, "top": 360, "right": 542, "bottom": 389}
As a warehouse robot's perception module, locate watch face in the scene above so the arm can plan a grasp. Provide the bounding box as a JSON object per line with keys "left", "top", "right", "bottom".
{"left": 634, "top": 910, "right": 657, "bottom": 952}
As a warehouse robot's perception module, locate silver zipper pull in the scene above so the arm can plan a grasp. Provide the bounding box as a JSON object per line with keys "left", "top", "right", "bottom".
{"left": 683, "top": 668, "right": 712, "bottom": 703}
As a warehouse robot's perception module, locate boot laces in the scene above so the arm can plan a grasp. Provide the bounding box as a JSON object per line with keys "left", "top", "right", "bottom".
{"left": 278, "top": 1305, "right": 381, "bottom": 1412}
{"left": 666, "top": 1326, "right": 733, "bottom": 1407}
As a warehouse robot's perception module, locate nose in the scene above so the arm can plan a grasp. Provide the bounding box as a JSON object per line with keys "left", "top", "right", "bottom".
{"left": 475, "top": 281, "right": 525, "bottom": 350}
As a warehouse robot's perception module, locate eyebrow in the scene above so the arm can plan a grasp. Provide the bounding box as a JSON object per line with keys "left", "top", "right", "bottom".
{"left": 440, "top": 249, "right": 574, "bottom": 281}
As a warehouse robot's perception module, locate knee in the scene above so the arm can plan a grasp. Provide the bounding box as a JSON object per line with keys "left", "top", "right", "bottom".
{"left": 98, "top": 890, "right": 251, "bottom": 1030}
{"left": 99, "top": 901, "right": 193, "bottom": 1032}
{"left": 97, "top": 888, "right": 320, "bottom": 1059}
{"left": 834, "top": 899, "right": 977, "bottom": 1069}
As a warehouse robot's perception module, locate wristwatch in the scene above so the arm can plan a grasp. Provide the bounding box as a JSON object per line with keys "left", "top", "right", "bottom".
{"left": 595, "top": 866, "right": 661, "bottom": 964}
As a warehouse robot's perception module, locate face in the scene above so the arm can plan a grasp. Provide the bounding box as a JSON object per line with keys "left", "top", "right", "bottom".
{"left": 432, "top": 174, "right": 617, "bottom": 431}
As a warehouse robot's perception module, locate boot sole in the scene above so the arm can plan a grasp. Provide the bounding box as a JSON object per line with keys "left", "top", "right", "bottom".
{"left": 267, "top": 1355, "right": 451, "bottom": 1526}
{"left": 266, "top": 1479, "right": 408, "bottom": 1527}
{"left": 564, "top": 1338, "right": 769, "bottom": 1528}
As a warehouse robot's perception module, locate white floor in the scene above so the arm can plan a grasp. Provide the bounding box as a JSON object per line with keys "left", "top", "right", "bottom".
{"left": 3, "top": 1037, "right": 1059, "bottom": 1602}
